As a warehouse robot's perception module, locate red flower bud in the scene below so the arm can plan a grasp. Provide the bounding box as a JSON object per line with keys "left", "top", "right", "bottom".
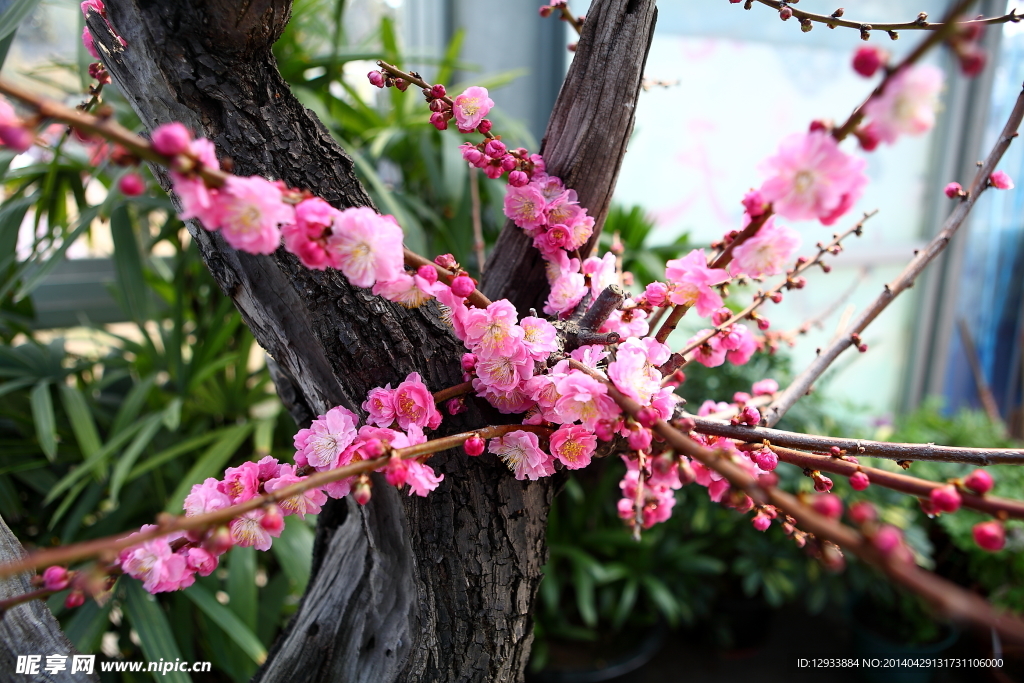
{"left": 464, "top": 435, "right": 485, "bottom": 456}
{"left": 964, "top": 469, "right": 994, "bottom": 495}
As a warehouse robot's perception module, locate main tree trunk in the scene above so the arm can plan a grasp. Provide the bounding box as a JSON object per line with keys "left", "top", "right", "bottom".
{"left": 85, "top": 0, "right": 656, "bottom": 680}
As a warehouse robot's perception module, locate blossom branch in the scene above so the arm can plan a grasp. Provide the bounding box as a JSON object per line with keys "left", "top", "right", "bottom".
{"left": 661, "top": 211, "right": 872, "bottom": 372}
{"left": 768, "top": 445, "right": 1024, "bottom": 520}
{"left": 432, "top": 381, "right": 475, "bottom": 404}
{"left": 567, "top": 361, "right": 1024, "bottom": 643}
{"left": 748, "top": 0, "right": 1016, "bottom": 37}
{"left": 0, "top": 78, "right": 495, "bottom": 310}
{"left": 376, "top": 61, "right": 497, "bottom": 140}
{"left": 763, "top": 81, "right": 1024, "bottom": 428}
{"left": 690, "top": 417, "right": 1024, "bottom": 466}
{"left": 831, "top": 0, "right": 979, "bottom": 142}
{"left": 0, "top": 424, "right": 550, "bottom": 580}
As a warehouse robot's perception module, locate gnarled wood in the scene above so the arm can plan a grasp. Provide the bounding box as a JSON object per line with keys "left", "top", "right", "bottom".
{"left": 480, "top": 0, "right": 658, "bottom": 312}
{"left": 0, "top": 515, "right": 96, "bottom": 683}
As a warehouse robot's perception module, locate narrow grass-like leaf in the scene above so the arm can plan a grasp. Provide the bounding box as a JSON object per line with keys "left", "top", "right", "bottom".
{"left": 110, "top": 204, "right": 152, "bottom": 321}
{"left": 45, "top": 419, "right": 148, "bottom": 504}
{"left": 126, "top": 429, "right": 224, "bottom": 481}
{"left": 29, "top": 381, "right": 56, "bottom": 461}
{"left": 164, "top": 423, "right": 253, "bottom": 512}
{"left": 123, "top": 577, "right": 193, "bottom": 683}
{"left": 227, "top": 546, "right": 257, "bottom": 630}
{"left": 184, "top": 583, "right": 267, "bottom": 665}
{"left": 109, "top": 415, "right": 162, "bottom": 502}
{"left": 272, "top": 516, "right": 314, "bottom": 592}
{"left": 58, "top": 384, "right": 101, "bottom": 459}
{"left": 0, "top": 0, "right": 42, "bottom": 41}
{"left": 63, "top": 590, "right": 114, "bottom": 653}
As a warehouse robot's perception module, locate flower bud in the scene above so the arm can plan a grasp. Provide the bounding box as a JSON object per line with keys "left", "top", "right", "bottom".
{"left": 849, "top": 500, "right": 877, "bottom": 525}
{"left": 484, "top": 139, "right": 507, "bottom": 157}
{"left": 385, "top": 457, "right": 409, "bottom": 487}
{"left": 849, "top": 471, "right": 870, "bottom": 491}
{"left": 752, "top": 511, "right": 772, "bottom": 531}
{"left": 0, "top": 123, "right": 33, "bottom": 153}
{"left": 873, "top": 524, "right": 904, "bottom": 555}
{"left": 958, "top": 45, "right": 987, "bottom": 77}
{"left": 434, "top": 253, "right": 458, "bottom": 270}
{"left": 990, "top": 170, "right": 1014, "bottom": 190}
{"left": 429, "top": 111, "right": 449, "bottom": 131}
{"left": 118, "top": 172, "right": 146, "bottom": 196}
{"left": 944, "top": 181, "right": 963, "bottom": 198}
{"left": 769, "top": 291, "right": 783, "bottom": 304}
{"left": 811, "top": 494, "right": 843, "bottom": 519}
{"left": 446, "top": 397, "right": 467, "bottom": 416}
{"left": 417, "top": 264, "right": 439, "bottom": 284}
{"left": 64, "top": 590, "right": 86, "bottom": 609}
{"left": 430, "top": 84, "right": 446, "bottom": 98}
{"left": 260, "top": 505, "right": 285, "bottom": 533}
{"left": 930, "top": 484, "right": 961, "bottom": 513}
{"left": 476, "top": 119, "right": 492, "bottom": 135}
{"left": 627, "top": 427, "right": 652, "bottom": 452}
{"left": 508, "top": 170, "right": 529, "bottom": 187}
{"left": 741, "top": 189, "right": 766, "bottom": 217}
{"left": 151, "top": 122, "right": 192, "bottom": 156}
{"left": 394, "top": 78, "right": 409, "bottom": 92}
{"left": 500, "top": 155, "right": 518, "bottom": 172}
{"left": 368, "top": 71, "right": 385, "bottom": 88}
{"left": 678, "top": 459, "right": 696, "bottom": 485}
{"left": 595, "top": 419, "right": 617, "bottom": 442}
{"left": 752, "top": 449, "right": 778, "bottom": 472}
{"left": 636, "top": 407, "right": 659, "bottom": 429}
{"left": 973, "top": 520, "right": 1006, "bottom": 552}
{"left": 779, "top": 7, "right": 793, "bottom": 20}
{"left": 451, "top": 275, "right": 475, "bottom": 298}
{"left": 852, "top": 45, "right": 887, "bottom": 77}
{"left": 812, "top": 471, "right": 833, "bottom": 493}
{"left": 963, "top": 469, "right": 994, "bottom": 495}
{"left": 42, "top": 566, "right": 70, "bottom": 591}
{"left": 737, "top": 406, "right": 760, "bottom": 426}
{"left": 361, "top": 438, "right": 387, "bottom": 459}
{"left": 353, "top": 477, "right": 372, "bottom": 506}
{"left": 464, "top": 435, "right": 485, "bottom": 456}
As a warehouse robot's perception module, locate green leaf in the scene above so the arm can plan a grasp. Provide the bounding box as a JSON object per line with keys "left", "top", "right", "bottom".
{"left": 14, "top": 206, "right": 99, "bottom": 302}
{"left": 108, "top": 415, "right": 163, "bottom": 502}
{"left": 58, "top": 384, "right": 102, "bottom": 459}
{"left": 0, "top": 0, "right": 42, "bottom": 42}
{"left": 612, "top": 578, "right": 639, "bottom": 630}
{"left": 227, "top": 546, "right": 257, "bottom": 630}
{"left": 110, "top": 375, "right": 156, "bottom": 436}
{"left": 184, "top": 583, "right": 267, "bottom": 665}
{"left": 0, "top": 196, "right": 35, "bottom": 261}
{"left": 164, "top": 423, "right": 253, "bottom": 513}
{"left": 272, "top": 516, "right": 314, "bottom": 592}
{"left": 162, "top": 397, "right": 182, "bottom": 431}
{"left": 256, "top": 572, "right": 291, "bottom": 646}
{"left": 0, "top": 30, "right": 15, "bottom": 72}
{"left": 641, "top": 575, "right": 679, "bottom": 626}
{"left": 45, "top": 418, "right": 150, "bottom": 504}
{"left": 110, "top": 204, "right": 152, "bottom": 321}
{"left": 126, "top": 429, "right": 225, "bottom": 481}
{"left": 29, "top": 381, "right": 57, "bottom": 461}
{"left": 123, "top": 578, "right": 193, "bottom": 683}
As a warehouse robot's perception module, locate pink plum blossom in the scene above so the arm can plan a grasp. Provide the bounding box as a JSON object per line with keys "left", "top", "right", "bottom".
{"left": 118, "top": 526, "right": 193, "bottom": 593}
{"left": 184, "top": 478, "right": 232, "bottom": 516}
{"left": 553, "top": 371, "right": 620, "bottom": 428}
{"left": 372, "top": 272, "right": 439, "bottom": 308}
{"left": 862, "top": 65, "right": 943, "bottom": 144}
{"left": 503, "top": 183, "right": 548, "bottom": 230}
{"left": 475, "top": 346, "right": 534, "bottom": 392}
{"left": 664, "top": 250, "right": 730, "bottom": 317}
{"left": 729, "top": 217, "right": 801, "bottom": 279}
{"left": 229, "top": 510, "right": 279, "bottom": 551}
{"left": 473, "top": 380, "right": 537, "bottom": 415}
{"left": 520, "top": 316, "right": 558, "bottom": 361}
{"left": 488, "top": 430, "right": 555, "bottom": 480}
{"left": 759, "top": 130, "right": 868, "bottom": 225}
{"left": 282, "top": 197, "right": 339, "bottom": 269}
{"left": 686, "top": 331, "right": 727, "bottom": 368}
{"left": 213, "top": 176, "right": 293, "bottom": 254}
{"left": 300, "top": 405, "right": 360, "bottom": 470}
{"left": 326, "top": 208, "right": 405, "bottom": 288}
{"left": 544, "top": 272, "right": 587, "bottom": 316}
{"left": 751, "top": 378, "right": 779, "bottom": 396}
{"left": 405, "top": 460, "right": 444, "bottom": 496}
{"left": 550, "top": 425, "right": 597, "bottom": 470}
{"left": 171, "top": 138, "right": 221, "bottom": 227}
{"left": 393, "top": 372, "right": 443, "bottom": 430}
{"left": 363, "top": 385, "right": 397, "bottom": 427}
{"left": 990, "top": 170, "right": 1014, "bottom": 190}
{"left": 452, "top": 86, "right": 494, "bottom": 132}
{"left": 219, "top": 462, "right": 261, "bottom": 504}
{"left": 464, "top": 300, "right": 523, "bottom": 357}
{"left": 264, "top": 465, "right": 328, "bottom": 518}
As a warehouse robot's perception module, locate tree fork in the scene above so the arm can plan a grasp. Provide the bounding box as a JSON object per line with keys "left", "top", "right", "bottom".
{"left": 72, "top": 1, "right": 657, "bottom": 681}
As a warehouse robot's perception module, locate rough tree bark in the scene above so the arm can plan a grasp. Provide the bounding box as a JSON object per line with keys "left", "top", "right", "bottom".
{"left": 81, "top": 0, "right": 654, "bottom": 680}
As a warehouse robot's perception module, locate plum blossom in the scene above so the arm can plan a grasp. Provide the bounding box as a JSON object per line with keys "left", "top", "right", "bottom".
{"left": 729, "top": 217, "right": 801, "bottom": 279}
{"left": 550, "top": 425, "right": 597, "bottom": 470}
{"left": 393, "top": 372, "right": 443, "bottom": 430}
{"left": 664, "top": 250, "right": 730, "bottom": 317}
{"left": 520, "top": 316, "right": 558, "bottom": 361}
{"left": 282, "top": 197, "right": 339, "bottom": 269}
{"left": 363, "top": 385, "right": 397, "bottom": 427}
{"left": 475, "top": 346, "right": 534, "bottom": 392}
{"left": 862, "top": 65, "right": 943, "bottom": 145}
{"left": 326, "top": 208, "right": 405, "bottom": 288}
{"left": 608, "top": 337, "right": 670, "bottom": 405}
{"left": 299, "top": 405, "right": 360, "bottom": 470}
{"left": 405, "top": 460, "right": 444, "bottom": 496}
{"left": 544, "top": 271, "right": 587, "bottom": 316}
{"left": 464, "top": 300, "right": 523, "bottom": 357}
{"left": 264, "top": 465, "right": 328, "bottom": 518}
{"left": 759, "top": 130, "right": 868, "bottom": 226}
{"left": 0, "top": 96, "right": 32, "bottom": 153}
{"left": 118, "top": 526, "right": 193, "bottom": 593}
{"left": 372, "top": 272, "right": 439, "bottom": 308}
{"left": 229, "top": 510, "right": 279, "bottom": 551}
{"left": 184, "top": 478, "right": 231, "bottom": 516}
{"left": 503, "top": 183, "right": 548, "bottom": 230}
{"left": 553, "top": 371, "right": 620, "bottom": 428}
{"left": 452, "top": 86, "right": 494, "bottom": 132}
{"left": 488, "top": 431, "right": 555, "bottom": 480}
{"left": 216, "top": 176, "right": 294, "bottom": 254}
{"left": 171, "top": 138, "right": 222, "bottom": 227}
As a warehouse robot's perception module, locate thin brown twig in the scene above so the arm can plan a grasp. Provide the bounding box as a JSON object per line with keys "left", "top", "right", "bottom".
{"left": 749, "top": 0, "right": 1016, "bottom": 36}
{"left": 764, "top": 82, "right": 1024, "bottom": 428}
{"left": 831, "top": 0, "right": 980, "bottom": 142}
{"left": 768, "top": 445, "right": 1024, "bottom": 520}
{"left": 432, "top": 381, "right": 475, "bottom": 404}
{"left": 566, "top": 360, "right": 1024, "bottom": 643}
{"left": 691, "top": 417, "right": 1024, "bottom": 466}
{"left": 661, "top": 212, "right": 872, "bottom": 372}
{"left": 0, "top": 423, "right": 551, "bottom": 580}
{"left": 377, "top": 61, "right": 496, "bottom": 140}
{"left": 0, "top": 79, "right": 495, "bottom": 311}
